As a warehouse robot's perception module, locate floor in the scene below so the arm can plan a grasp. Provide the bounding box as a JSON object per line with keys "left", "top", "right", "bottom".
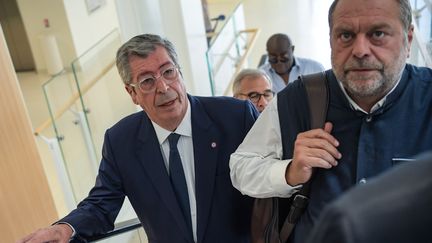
{"left": 16, "top": 0, "right": 335, "bottom": 242}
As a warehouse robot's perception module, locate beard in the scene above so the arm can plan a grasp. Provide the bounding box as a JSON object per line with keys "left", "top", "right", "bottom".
{"left": 332, "top": 52, "right": 406, "bottom": 100}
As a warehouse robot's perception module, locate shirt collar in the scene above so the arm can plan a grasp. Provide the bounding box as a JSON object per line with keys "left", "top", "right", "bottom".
{"left": 152, "top": 99, "right": 192, "bottom": 145}
{"left": 337, "top": 70, "right": 403, "bottom": 114}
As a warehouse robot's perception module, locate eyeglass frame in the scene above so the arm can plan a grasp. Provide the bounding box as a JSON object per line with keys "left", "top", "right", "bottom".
{"left": 267, "top": 45, "right": 295, "bottom": 64}
{"left": 238, "top": 90, "right": 275, "bottom": 103}
{"left": 129, "top": 63, "right": 180, "bottom": 94}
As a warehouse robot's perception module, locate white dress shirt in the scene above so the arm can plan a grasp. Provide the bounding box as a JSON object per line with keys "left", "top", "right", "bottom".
{"left": 152, "top": 100, "right": 197, "bottom": 242}
{"left": 229, "top": 75, "right": 402, "bottom": 198}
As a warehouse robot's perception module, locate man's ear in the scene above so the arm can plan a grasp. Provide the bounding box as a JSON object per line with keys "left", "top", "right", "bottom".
{"left": 125, "top": 85, "right": 138, "bottom": 105}
{"left": 406, "top": 24, "right": 414, "bottom": 58}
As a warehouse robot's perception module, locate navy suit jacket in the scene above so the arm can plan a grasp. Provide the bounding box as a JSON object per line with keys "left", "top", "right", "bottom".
{"left": 62, "top": 95, "right": 258, "bottom": 243}
{"left": 306, "top": 152, "right": 432, "bottom": 243}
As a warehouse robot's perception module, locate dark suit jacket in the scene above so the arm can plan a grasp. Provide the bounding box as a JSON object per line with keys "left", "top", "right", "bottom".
{"left": 306, "top": 152, "right": 432, "bottom": 243}
{"left": 61, "top": 95, "right": 259, "bottom": 243}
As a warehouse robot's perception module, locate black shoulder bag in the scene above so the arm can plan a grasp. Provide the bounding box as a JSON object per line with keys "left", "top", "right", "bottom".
{"left": 250, "top": 72, "right": 329, "bottom": 243}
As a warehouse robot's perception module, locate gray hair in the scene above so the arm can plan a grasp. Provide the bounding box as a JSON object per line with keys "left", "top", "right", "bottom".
{"left": 232, "top": 69, "right": 271, "bottom": 95}
{"left": 328, "top": 0, "right": 412, "bottom": 33}
{"left": 116, "top": 34, "right": 180, "bottom": 85}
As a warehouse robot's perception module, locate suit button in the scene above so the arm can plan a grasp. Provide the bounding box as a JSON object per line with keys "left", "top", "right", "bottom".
{"left": 359, "top": 178, "right": 367, "bottom": 184}
{"left": 365, "top": 116, "right": 372, "bottom": 122}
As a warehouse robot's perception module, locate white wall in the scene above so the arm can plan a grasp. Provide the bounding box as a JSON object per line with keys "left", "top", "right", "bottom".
{"left": 17, "top": 0, "right": 75, "bottom": 72}
{"left": 159, "top": 0, "right": 211, "bottom": 95}
{"left": 17, "top": 0, "right": 120, "bottom": 72}
{"left": 63, "top": 0, "right": 120, "bottom": 58}
{"left": 115, "top": 0, "right": 164, "bottom": 42}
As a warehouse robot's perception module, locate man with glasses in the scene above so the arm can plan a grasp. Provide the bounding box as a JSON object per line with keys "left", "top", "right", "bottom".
{"left": 233, "top": 69, "right": 274, "bottom": 113}
{"left": 18, "top": 34, "right": 258, "bottom": 243}
{"left": 260, "top": 33, "right": 325, "bottom": 93}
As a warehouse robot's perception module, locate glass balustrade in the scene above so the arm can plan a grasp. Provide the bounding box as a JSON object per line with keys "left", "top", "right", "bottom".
{"left": 206, "top": 2, "right": 259, "bottom": 96}
{"left": 41, "top": 70, "right": 96, "bottom": 206}
{"left": 39, "top": 28, "right": 142, "bottom": 243}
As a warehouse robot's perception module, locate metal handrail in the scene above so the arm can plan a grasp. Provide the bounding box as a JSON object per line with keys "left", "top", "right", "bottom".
{"left": 71, "top": 218, "right": 142, "bottom": 243}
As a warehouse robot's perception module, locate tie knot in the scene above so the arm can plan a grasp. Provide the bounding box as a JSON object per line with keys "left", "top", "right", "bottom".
{"left": 168, "top": 133, "right": 181, "bottom": 149}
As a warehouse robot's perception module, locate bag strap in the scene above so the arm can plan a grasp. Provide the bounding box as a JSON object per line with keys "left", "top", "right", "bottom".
{"left": 303, "top": 72, "right": 329, "bottom": 130}
{"left": 279, "top": 71, "right": 329, "bottom": 242}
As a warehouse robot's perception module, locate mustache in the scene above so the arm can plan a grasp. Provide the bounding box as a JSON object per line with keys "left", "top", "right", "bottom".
{"left": 155, "top": 90, "right": 178, "bottom": 106}
{"left": 343, "top": 59, "right": 383, "bottom": 72}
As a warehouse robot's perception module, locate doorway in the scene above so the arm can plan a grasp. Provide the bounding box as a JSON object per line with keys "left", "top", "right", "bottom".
{"left": 0, "top": 0, "right": 35, "bottom": 71}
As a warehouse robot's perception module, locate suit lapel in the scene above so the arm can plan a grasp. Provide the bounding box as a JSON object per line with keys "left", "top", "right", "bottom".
{"left": 135, "top": 113, "right": 194, "bottom": 243}
{"left": 189, "top": 96, "right": 220, "bottom": 243}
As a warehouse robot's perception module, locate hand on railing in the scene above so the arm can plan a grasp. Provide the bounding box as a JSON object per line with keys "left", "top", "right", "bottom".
{"left": 71, "top": 218, "right": 142, "bottom": 243}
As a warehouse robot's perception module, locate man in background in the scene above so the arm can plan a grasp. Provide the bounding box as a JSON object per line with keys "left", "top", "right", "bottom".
{"left": 260, "top": 33, "right": 325, "bottom": 93}
{"left": 233, "top": 68, "right": 274, "bottom": 113}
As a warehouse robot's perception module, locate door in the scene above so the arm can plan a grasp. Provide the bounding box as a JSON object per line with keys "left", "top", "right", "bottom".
{"left": 0, "top": 0, "right": 35, "bottom": 71}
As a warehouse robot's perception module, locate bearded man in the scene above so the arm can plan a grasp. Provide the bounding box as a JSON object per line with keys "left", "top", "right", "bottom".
{"left": 230, "top": 0, "right": 432, "bottom": 242}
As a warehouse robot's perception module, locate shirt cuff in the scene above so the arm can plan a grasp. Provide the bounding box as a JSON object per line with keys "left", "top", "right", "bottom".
{"left": 55, "top": 222, "right": 76, "bottom": 238}
{"left": 269, "top": 159, "right": 301, "bottom": 197}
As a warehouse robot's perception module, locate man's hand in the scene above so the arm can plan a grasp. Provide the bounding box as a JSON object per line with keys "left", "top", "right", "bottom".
{"left": 17, "top": 224, "right": 73, "bottom": 243}
{"left": 285, "top": 122, "right": 341, "bottom": 186}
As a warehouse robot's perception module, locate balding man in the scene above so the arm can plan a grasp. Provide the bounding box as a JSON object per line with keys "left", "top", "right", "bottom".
{"left": 233, "top": 69, "right": 274, "bottom": 113}
{"left": 260, "top": 33, "right": 325, "bottom": 93}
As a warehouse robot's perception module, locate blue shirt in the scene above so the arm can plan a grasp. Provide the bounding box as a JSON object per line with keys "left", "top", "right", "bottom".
{"left": 259, "top": 56, "right": 325, "bottom": 93}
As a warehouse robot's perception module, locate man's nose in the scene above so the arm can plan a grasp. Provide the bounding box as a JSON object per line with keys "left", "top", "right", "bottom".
{"left": 155, "top": 78, "right": 169, "bottom": 93}
{"left": 256, "top": 95, "right": 269, "bottom": 108}
{"left": 352, "top": 35, "right": 371, "bottom": 59}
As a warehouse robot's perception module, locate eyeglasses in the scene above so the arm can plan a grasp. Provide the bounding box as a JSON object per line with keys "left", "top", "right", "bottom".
{"left": 268, "top": 55, "right": 290, "bottom": 64}
{"left": 268, "top": 46, "right": 294, "bottom": 64}
{"left": 239, "top": 90, "right": 275, "bottom": 103}
{"left": 129, "top": 65, "right": 179, "bottom": 93}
